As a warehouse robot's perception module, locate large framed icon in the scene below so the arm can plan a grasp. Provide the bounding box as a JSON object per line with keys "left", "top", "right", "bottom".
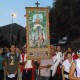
{"left": 25, "top": 7, "right": 50, "bottom": 59}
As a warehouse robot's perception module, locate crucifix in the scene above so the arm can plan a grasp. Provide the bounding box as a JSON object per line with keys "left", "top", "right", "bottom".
{"left": 35, "top": 1, "right": 40, "bottom": 7}
{"left": 35, "top": 1, "right": 40, "bottom": 80}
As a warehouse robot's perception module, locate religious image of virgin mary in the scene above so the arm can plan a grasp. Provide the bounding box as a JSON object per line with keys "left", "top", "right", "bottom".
{"left": 33, "top": 14, "right": 43, "bottom": 31}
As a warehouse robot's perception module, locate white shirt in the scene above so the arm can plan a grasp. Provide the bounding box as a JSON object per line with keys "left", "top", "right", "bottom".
{"left": 62, "top": 59, "right": 73, "bottom": 73}
{"left": 25, "top": 60, "right": 32, "bottom": 68}
{"left": 62, "top": 59, "right": 73, "bottom": 79}
{"left": 19, "top": 53, "right": 27, "bottom": 62}
{"left": 52, "top": 52, "right": 63, "bottom": 64}
{"left": 40, "top": 59, "right": 53, "bottom": 77}
{"left": 74, "top": 58, "right": 80, "bottom": 77}
{"left": 51, "top": 52, "right": 63, "bottom": 76}
{"left": 20, "top": 54, "right": 32, "bottom": 68}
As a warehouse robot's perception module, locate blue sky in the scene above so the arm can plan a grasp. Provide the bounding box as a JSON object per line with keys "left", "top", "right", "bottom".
{"left": 0, "top": 0, "right": 53, "bottom": 27}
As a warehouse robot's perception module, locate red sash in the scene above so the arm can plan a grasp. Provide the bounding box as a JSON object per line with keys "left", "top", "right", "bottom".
{"left": 23, "top": 67, "right": 34, "bottom": 80}
{"left": 23, "top": 60, "right": 34, "bottom": 80}
{"left": 21, "top": 54, "right": 34, "bottom": 80}
{"left": 21, "top": 53, "right": 24, "bottom": 72}
{"left": 72, "top": 53, "right": 78, "bottom": 60}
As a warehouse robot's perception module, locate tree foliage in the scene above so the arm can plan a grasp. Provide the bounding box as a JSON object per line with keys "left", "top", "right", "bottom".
{"left": 49, "top": 0, "right": 80, "bottom": 40}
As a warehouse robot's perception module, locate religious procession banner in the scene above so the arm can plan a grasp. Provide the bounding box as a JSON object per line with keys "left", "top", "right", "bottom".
{"left": 26, "top": 7, "right": 50, "bottom": 59}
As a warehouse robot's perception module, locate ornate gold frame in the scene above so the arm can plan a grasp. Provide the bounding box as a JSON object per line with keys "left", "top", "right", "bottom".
{"left": 25, "top": 7, "right": 50, "bottom": 59}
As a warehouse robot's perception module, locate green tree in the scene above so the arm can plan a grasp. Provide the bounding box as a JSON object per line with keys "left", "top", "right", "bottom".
{"left": 49, "top": 0, "right": 80, "bottom": 41}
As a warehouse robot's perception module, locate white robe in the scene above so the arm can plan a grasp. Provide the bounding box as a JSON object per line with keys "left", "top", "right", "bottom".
{"left": 51, "top": 52, "right": 63, "bottom": 76}
{"left": 33, "top": 24, "right": 42, "bottom": 30}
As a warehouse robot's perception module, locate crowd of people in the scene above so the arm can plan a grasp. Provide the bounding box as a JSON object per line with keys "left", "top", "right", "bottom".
{"left": 0, "top": 44, "right": 80, "bottom": 80}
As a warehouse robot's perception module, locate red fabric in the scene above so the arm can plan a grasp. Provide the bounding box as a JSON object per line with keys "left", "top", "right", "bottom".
{"left": 23, "top": 68, "right": 34, "bottom": 80}
{"left": 22, "top": 53, "right": 24, "bottom": 62}
{"left": 21, "top": 53, "right": 24, "bottom": 72}
{"left": 72, "top": 53, "right": 78, "bottom": 60}
{"left": 32, "top": 60, "right": 34, "bottom": 80}
{"left": 23, "top": 60, "right": 34, "bottom": 80}
{"left": 50, "top": 45, "right": 54, "bottom": 49}
{"left": 56, "top": 64, "right": 61, "bottom": 76}
{"left": 64, "top": 55, "right": 67, "bottom": 60}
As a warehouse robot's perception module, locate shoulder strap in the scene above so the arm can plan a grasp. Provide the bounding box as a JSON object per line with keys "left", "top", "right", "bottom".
{"left": 16, "top": 53, "right": 19, "bottom": 58}
{"left": 16, "top": 53, "right": 20, "bottom": 62}
{"left": 7, "top": 52, "right": 10, "bottom": 57}
{"left": 7, "top": 52, "right": 19, "bottom": 58}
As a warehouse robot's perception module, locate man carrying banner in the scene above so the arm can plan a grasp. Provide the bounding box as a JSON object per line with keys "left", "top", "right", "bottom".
{"left": 22, "top": 48, "right": 34, "bottom": 80}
